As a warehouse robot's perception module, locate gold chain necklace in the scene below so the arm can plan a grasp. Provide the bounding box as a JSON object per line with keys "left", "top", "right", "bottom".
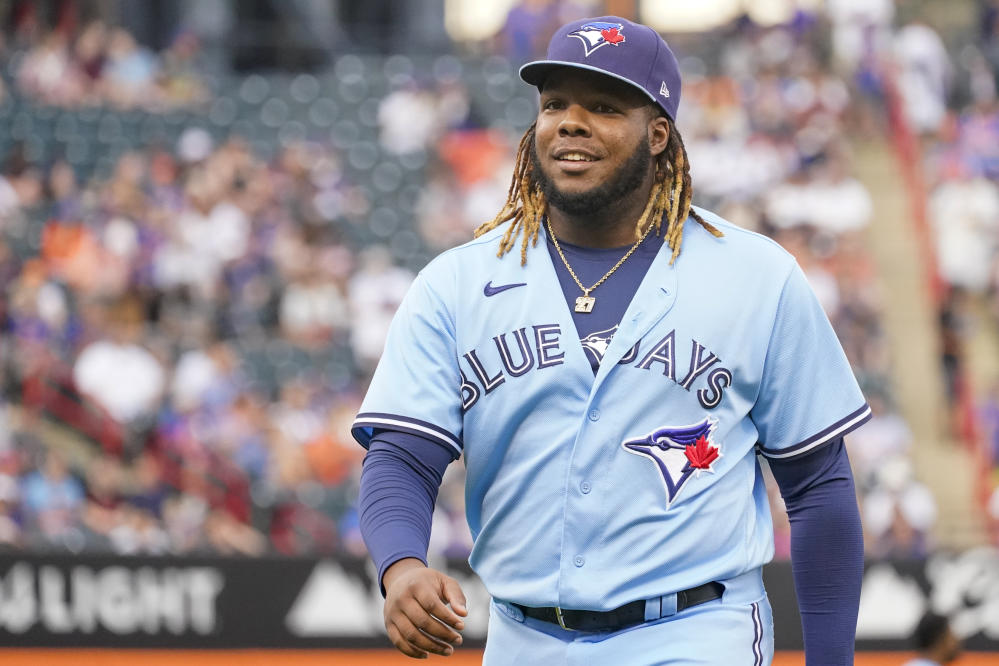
{"left": 546, "top": 217, "right": 655, "bottom": 313}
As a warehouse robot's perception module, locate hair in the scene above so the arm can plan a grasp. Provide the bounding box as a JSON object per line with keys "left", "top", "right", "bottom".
{"left": 474, "top": 112, "right": 722, "bottom": 265}
{"left": 913, "top": 612, "right": 950, "bottom": 652}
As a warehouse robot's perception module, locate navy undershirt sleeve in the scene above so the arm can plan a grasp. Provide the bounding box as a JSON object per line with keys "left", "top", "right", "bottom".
{"left": 358, "top": 430, "right": 456, "bottom": 594}
{"left": 768, "top": 437, "right": 863, "bottom": 666}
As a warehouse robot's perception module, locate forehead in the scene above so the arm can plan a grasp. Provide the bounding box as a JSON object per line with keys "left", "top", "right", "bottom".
{"left": 539, "top": 68, "right": 651, "bottom": 108}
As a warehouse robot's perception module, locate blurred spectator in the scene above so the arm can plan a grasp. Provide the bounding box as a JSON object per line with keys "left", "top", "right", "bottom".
{"left": 861, "top": 455, "right": 938, "bottom": 558}
{"left": 16, "top": 31, "right": 86, "bottom": 106}
{"left": 279, "top": 259, "right": 350, "bottom": 347}
{"left": 938, "top": 286, "right": 969, "bottom": 407}
{"left": 378, "top": 83, "right": 441, "bottom": 156}
{"left": 204, "top": 507, "right": 266, "bottom": 556}
{"left": 903, "top": 611, "right": 962, "bottom": 666}
{"left": 0, "top": 473, "right": 23, "bottom": 548}
{"left": 764, "top": 153, "right": 872, "bottom": 233}
{"left": 72, "top": 298, "right": 166, "bottom": 425}
{"left": 826, "top": 0, "right": 894, "bottom": 76}
{"left": 15, "top": 21, "right": 206, "bottom": 110}
{"left": 348, "top": 247, "right": 414, "bottom": 371}
{"left": 894, "top": 21, "right": 952, "bottom": 137}
{"left": 847, "top": 394, "right": 913, "bottom": 487}
{"left": 929, "top": 169, "right": 999, "bottom": 291}
{"left": 20, "top": 449, "right": 84, "bottom": 549}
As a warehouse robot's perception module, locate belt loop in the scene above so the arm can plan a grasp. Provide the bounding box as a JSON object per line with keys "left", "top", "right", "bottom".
{"left": 496, "top": 600, "right": 525, "bottom": 622}
{"left": 643, "top": 597, "right": 659, "bottom": 622}
{"left": 660, "top": 591, "right": 678, "bottom": 617}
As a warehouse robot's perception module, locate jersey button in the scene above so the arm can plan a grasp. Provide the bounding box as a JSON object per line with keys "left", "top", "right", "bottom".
{"left": 588, "top": 409, "right": 600, "bottom": 421}
{"left": 580, "top": 481, "right": 591, "bottom": 494}
{"left": 573, "top": 555, "right": 585, "bottom": 567}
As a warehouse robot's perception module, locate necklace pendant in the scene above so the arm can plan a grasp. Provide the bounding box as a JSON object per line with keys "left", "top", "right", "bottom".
{"left": 575, "top": 295, "right": 595, "bottom": 313}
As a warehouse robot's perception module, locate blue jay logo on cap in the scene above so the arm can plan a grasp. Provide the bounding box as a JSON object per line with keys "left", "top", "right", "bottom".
{"left": 568, "top": 21, "right": 626, "bottom": 57}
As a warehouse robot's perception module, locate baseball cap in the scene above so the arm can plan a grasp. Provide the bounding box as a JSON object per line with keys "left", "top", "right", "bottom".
{"left": 519, "top": 16, "right": 682, "bottom": 121}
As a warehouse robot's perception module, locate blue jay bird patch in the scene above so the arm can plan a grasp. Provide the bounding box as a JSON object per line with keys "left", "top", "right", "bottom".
{"left": 623, "top": 418, "right": 721, "bottom": 506}
{"left": 569, "top": 21, "right": 626, "bottom": 57}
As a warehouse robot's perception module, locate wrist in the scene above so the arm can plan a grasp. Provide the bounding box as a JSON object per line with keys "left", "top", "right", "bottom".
{"left": 382, "top": 557, "right": 426, "bottom": 591}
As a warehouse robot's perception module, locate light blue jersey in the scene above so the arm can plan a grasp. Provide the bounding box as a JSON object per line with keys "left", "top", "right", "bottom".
{"left": 352, "top": 206, "right": 869, "bottom": 612}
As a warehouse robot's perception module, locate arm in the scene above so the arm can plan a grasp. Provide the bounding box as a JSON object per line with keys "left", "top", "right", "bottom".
{"left": 768, "top": 437, "right": 863, "bottom": 666}
{"left": 359, "top": 430, "right": 467, "bottom": 659}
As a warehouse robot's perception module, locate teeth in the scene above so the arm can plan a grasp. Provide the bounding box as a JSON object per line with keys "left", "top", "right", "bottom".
{"left": 559, "top": 152, "right": 595, "bottom": 162}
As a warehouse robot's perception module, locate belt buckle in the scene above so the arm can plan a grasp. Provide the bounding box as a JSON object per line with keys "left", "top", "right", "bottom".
{"left": 554, "top": 606, "right": 576, "bottom": 631}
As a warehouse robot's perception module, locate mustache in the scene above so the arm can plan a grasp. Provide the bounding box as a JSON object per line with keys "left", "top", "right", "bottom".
{"left": 530, "top": 135, "right": 653, "bottom": 218}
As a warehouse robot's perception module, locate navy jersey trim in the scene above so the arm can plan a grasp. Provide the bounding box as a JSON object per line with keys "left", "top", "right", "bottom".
{"left": 759, "top": 403, "right": 871, "bottom": 460}
{"left": 751, "top": 602, "right": 763, "bottom": 666}
{"left": 352, "top": 412, "right": 463, "bottom": 456}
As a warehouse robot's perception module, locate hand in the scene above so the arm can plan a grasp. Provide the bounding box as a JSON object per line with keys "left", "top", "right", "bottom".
{"left": 382, "top": 558, "right": 468, "bottom": 659}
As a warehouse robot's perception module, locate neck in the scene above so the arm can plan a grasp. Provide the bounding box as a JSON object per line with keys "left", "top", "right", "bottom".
{"left": 546, "top": 176, "right": 655, "bottom": 249}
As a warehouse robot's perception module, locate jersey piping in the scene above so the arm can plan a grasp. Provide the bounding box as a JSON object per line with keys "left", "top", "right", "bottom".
{"left": 758, "top": 403, "right": 872, "bottom": 459}
{"left": 354, "top": 412, "right": 463, "bottom": 457}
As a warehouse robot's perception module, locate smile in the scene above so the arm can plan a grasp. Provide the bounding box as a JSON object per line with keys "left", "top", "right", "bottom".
{"left": 554, "top": 151, "right": 599, "bottom": 162}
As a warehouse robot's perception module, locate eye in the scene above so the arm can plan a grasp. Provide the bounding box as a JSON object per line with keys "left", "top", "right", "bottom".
{"left": 593, "top": 103, "right": 618, "bottom": 114}
{"left": 542, "top": 99, "right": 565, "bottom": 111}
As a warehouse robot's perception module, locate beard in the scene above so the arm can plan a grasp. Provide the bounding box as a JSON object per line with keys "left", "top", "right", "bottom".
{"left": 531, "top": 135, "right": 653, "bottom": 218}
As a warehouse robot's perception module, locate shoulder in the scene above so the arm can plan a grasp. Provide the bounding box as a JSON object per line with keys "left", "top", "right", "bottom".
{"left": 411, "top": 224, "right": 527, "bottom": 303}
{"left": 684, "top": 206, "right": 797, "bottom": 280}
{"left": 418, "top": 224, "right": 526, "bottom": 282}
{"left": 426, "top": 225, "right": 509, "bottom": 265}
{"left": 690, "top": 206, "right": 795, "bottom": 261}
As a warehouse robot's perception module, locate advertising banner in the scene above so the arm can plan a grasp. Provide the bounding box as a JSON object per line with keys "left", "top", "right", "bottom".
{"left": 0, "top": 551, "right": 996, "bottom": 650}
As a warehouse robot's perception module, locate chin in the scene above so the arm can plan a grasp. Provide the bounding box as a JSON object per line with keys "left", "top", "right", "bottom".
{"left": 552, "top": 181, "right": 600, "bottom": 198}
{"left": 546, "top": 184, "right": 612, "bottom": 216}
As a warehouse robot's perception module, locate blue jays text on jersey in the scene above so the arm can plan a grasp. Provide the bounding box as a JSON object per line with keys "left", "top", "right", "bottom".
{"left": 352, "top": 206, "right": 870, "bottom": 612}
{"left": 459, "top": 325, "right": 731, "bottom": 412}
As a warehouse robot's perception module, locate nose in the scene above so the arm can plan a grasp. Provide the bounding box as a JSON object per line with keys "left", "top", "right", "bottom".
{"left": 558, "top": 104, "right": 591, "bottom": 137}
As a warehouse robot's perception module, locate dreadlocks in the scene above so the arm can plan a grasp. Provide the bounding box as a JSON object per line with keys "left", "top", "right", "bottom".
{"left": 474, "top": 115, "right": 722, "bottom": 266}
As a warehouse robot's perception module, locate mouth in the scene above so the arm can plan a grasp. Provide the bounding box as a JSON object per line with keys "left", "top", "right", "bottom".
{"left": 553, "top": 149, "right": 600, "bottom": 163}
{"left": 552, "top": 149, "right": 601, "bottom": 173}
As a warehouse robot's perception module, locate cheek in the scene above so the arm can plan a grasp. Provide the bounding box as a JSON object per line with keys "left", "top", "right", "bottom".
{"left": 533, "top": 117, "right": 558, "bottom": 148}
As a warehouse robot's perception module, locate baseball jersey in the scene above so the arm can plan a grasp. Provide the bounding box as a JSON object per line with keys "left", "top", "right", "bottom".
{"left": 352, "top": 206, "right": 870, "bottom": 611}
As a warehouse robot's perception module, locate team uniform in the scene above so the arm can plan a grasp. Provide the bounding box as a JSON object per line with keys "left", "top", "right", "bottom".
{"left": 355, "top": 15, "right": 868, "bottom": 665}
{"left": 353, "top": 209, "right": 869, "bottom": 664}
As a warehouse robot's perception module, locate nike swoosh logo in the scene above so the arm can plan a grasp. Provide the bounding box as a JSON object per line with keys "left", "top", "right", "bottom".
{"left": 483, "top": 281, "right": 527, "bottom": 297}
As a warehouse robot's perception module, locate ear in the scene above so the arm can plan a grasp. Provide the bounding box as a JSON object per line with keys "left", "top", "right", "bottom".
{"left": 648, "top": 114, "right": 670, "bottom": 157}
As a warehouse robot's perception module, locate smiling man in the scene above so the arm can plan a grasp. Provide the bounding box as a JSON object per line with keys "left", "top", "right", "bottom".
{"left": 354, "top": 16, "right": 868, "bottom": 665}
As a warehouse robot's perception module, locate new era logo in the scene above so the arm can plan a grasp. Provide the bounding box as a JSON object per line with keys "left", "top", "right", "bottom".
{"left": 660, "top": 82, "right": 670, "bottom": 98}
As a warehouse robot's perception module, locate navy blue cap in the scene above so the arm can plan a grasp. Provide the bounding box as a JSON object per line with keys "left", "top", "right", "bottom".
{"left": 519, "top": 16, "right": 681, "bottom": 121}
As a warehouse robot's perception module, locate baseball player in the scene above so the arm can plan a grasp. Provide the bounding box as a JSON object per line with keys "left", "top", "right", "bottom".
{"left": 354, "top": 16, "right": 868, "bottom": 665}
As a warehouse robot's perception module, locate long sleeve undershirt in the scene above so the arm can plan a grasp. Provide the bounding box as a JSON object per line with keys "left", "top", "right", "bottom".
{"left": 358, "top": 430, "right": 456, "bottom": 593}
{"left": 768, "top": 438, "right": 864, "bottom": 665}
{"left": 358, "top": 430, "right": 863, "bottom": 664}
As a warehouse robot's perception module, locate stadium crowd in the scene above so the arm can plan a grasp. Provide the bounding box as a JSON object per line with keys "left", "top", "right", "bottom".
{"left": 913, "top": 1, "right": 999, "bottom": 536}
{"left": 0, "top": 2, "right": 949, "bottom": 561}
{"left": 11, "top": 9, "right": 207, "bottom": 112}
